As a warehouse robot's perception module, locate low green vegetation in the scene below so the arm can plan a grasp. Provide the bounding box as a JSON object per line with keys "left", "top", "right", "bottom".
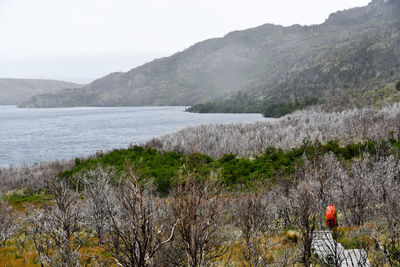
{"left": 2, "top": 189, "right": 53, "bottom": 210}
{"left": 60, "top": 138, "right": 398, "bottom": 194}
{"left": 336, "top": 227, "right": 372, "bottom": 250}
{"left": 63, "top": 146, "right": 215, "bottom": 193}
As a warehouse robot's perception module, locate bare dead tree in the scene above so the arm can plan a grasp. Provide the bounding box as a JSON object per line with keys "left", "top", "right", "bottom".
{"left": 0, "top": 160, "right": 74, "bottom": 194}
{"left": 304, "top": 153, "right": 343, "bottom": 229}
{"left": 273, "top": 177, "right": 296, "bottom": 229}
{"left": 366, "top": 155, "right": 400, "bottom": 266}
{"left": 0, "top": 199, "right": 17, "bottom": 247}
{"left": 290, "top": 181, "right": 318, "bottom": 267}
{"left": 21, "top": 205, "right": 50, "bottom": 267}
{"left": 337, "top": 157, "right": 372, "bottom": 226}
{"left": 14, "top": 229, "right": 29, "bottom": 264}
{"left": 82, "top": 167, "right": 116, "bottom": 244}
{"left": 101, "top": 166, "right": 175, "bottom": 267}
{"left": 165, "top": 171, "right": 228, "bottom": 267}
{"left": 23, "top": 179, "right": 86, "bottom": 267}
{"left": 232, "top": 187, "right": 278, "bottom": 267}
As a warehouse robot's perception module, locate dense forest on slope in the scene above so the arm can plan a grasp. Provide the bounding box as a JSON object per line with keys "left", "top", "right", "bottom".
{"left": 20, "top": 0, "right": 400, "bottom": 115}
{"left": 0, "top": 78, "right": 83, "bottom": 105}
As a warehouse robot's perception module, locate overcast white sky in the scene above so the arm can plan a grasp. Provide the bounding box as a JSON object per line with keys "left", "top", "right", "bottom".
{"left": 0, "top": 0, "right": 371, "bottom": 83}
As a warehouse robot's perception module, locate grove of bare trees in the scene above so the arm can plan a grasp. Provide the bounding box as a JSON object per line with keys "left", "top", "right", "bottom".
{"left": 147, "top": 103, "right": 400, "bottom": 158}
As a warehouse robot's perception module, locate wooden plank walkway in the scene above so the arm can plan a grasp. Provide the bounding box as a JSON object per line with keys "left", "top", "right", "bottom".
{"left": 312, "top": 231, "right": 370, "bottom": 267}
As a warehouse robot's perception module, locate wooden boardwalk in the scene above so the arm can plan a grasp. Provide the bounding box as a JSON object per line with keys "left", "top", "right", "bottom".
{"left": 312, "top": 231, "right": 370, "bottom": 267}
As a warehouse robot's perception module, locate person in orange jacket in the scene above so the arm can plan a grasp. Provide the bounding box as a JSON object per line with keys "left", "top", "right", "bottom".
{"left": 326, "top": 204, "right": 337, "bottom": 229}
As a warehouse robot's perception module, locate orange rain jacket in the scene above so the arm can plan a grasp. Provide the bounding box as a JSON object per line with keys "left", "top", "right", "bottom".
{"left": 326, "top": 204, "right": 337, "bottom": 228}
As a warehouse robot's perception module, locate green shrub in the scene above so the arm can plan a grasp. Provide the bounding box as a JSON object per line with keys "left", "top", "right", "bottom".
{"left": 3, "top": 189, "right": 53, "bottom": 205}
{"left": 59, "top": 139, "right": 398, "bottom": 194}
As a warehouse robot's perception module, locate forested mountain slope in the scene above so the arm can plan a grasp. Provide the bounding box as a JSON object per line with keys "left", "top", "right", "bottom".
{"left": 20, "top": 0, "right": 400, "bottom": 112}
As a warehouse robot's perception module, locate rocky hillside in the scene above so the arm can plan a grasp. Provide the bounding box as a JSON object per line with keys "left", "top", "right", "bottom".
{"left": 20, "top": 0, "right": 400, "bottom": 111}
{"left": 0, "top": 78, "right": 83, "bottom": 105}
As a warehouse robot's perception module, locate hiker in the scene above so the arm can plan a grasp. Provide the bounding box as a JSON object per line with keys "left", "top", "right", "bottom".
{"left": 325, "top": 204, "right": 337, "bottom": 229}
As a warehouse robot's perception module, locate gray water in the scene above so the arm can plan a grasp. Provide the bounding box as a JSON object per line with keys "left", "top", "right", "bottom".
{"left": 0, "top": 106, "right": 268, "bottom": 168}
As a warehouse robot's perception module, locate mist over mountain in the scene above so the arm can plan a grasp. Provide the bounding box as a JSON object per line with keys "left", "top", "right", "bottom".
{"left": 20, "top": 0, "right": 400, "bottom": 113}
{"left": 0, "top": 78, "right": 83, "bottom": 105}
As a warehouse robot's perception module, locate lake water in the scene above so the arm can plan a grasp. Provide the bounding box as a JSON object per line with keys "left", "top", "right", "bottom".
{"left": 0, "top": 106, "right": 267, "bottom": 167}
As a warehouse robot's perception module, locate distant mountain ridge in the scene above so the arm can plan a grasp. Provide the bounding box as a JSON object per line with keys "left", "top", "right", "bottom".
{"left": 0, "top": 78, "right": 83, "bottom": 105}
{"left": 20, "top": 0, "right": 400, "bottom": 112}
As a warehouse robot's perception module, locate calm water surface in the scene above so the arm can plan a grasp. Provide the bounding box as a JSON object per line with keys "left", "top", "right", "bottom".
{"left": 0, "top": 106, "right": 268, "bottom": 167}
